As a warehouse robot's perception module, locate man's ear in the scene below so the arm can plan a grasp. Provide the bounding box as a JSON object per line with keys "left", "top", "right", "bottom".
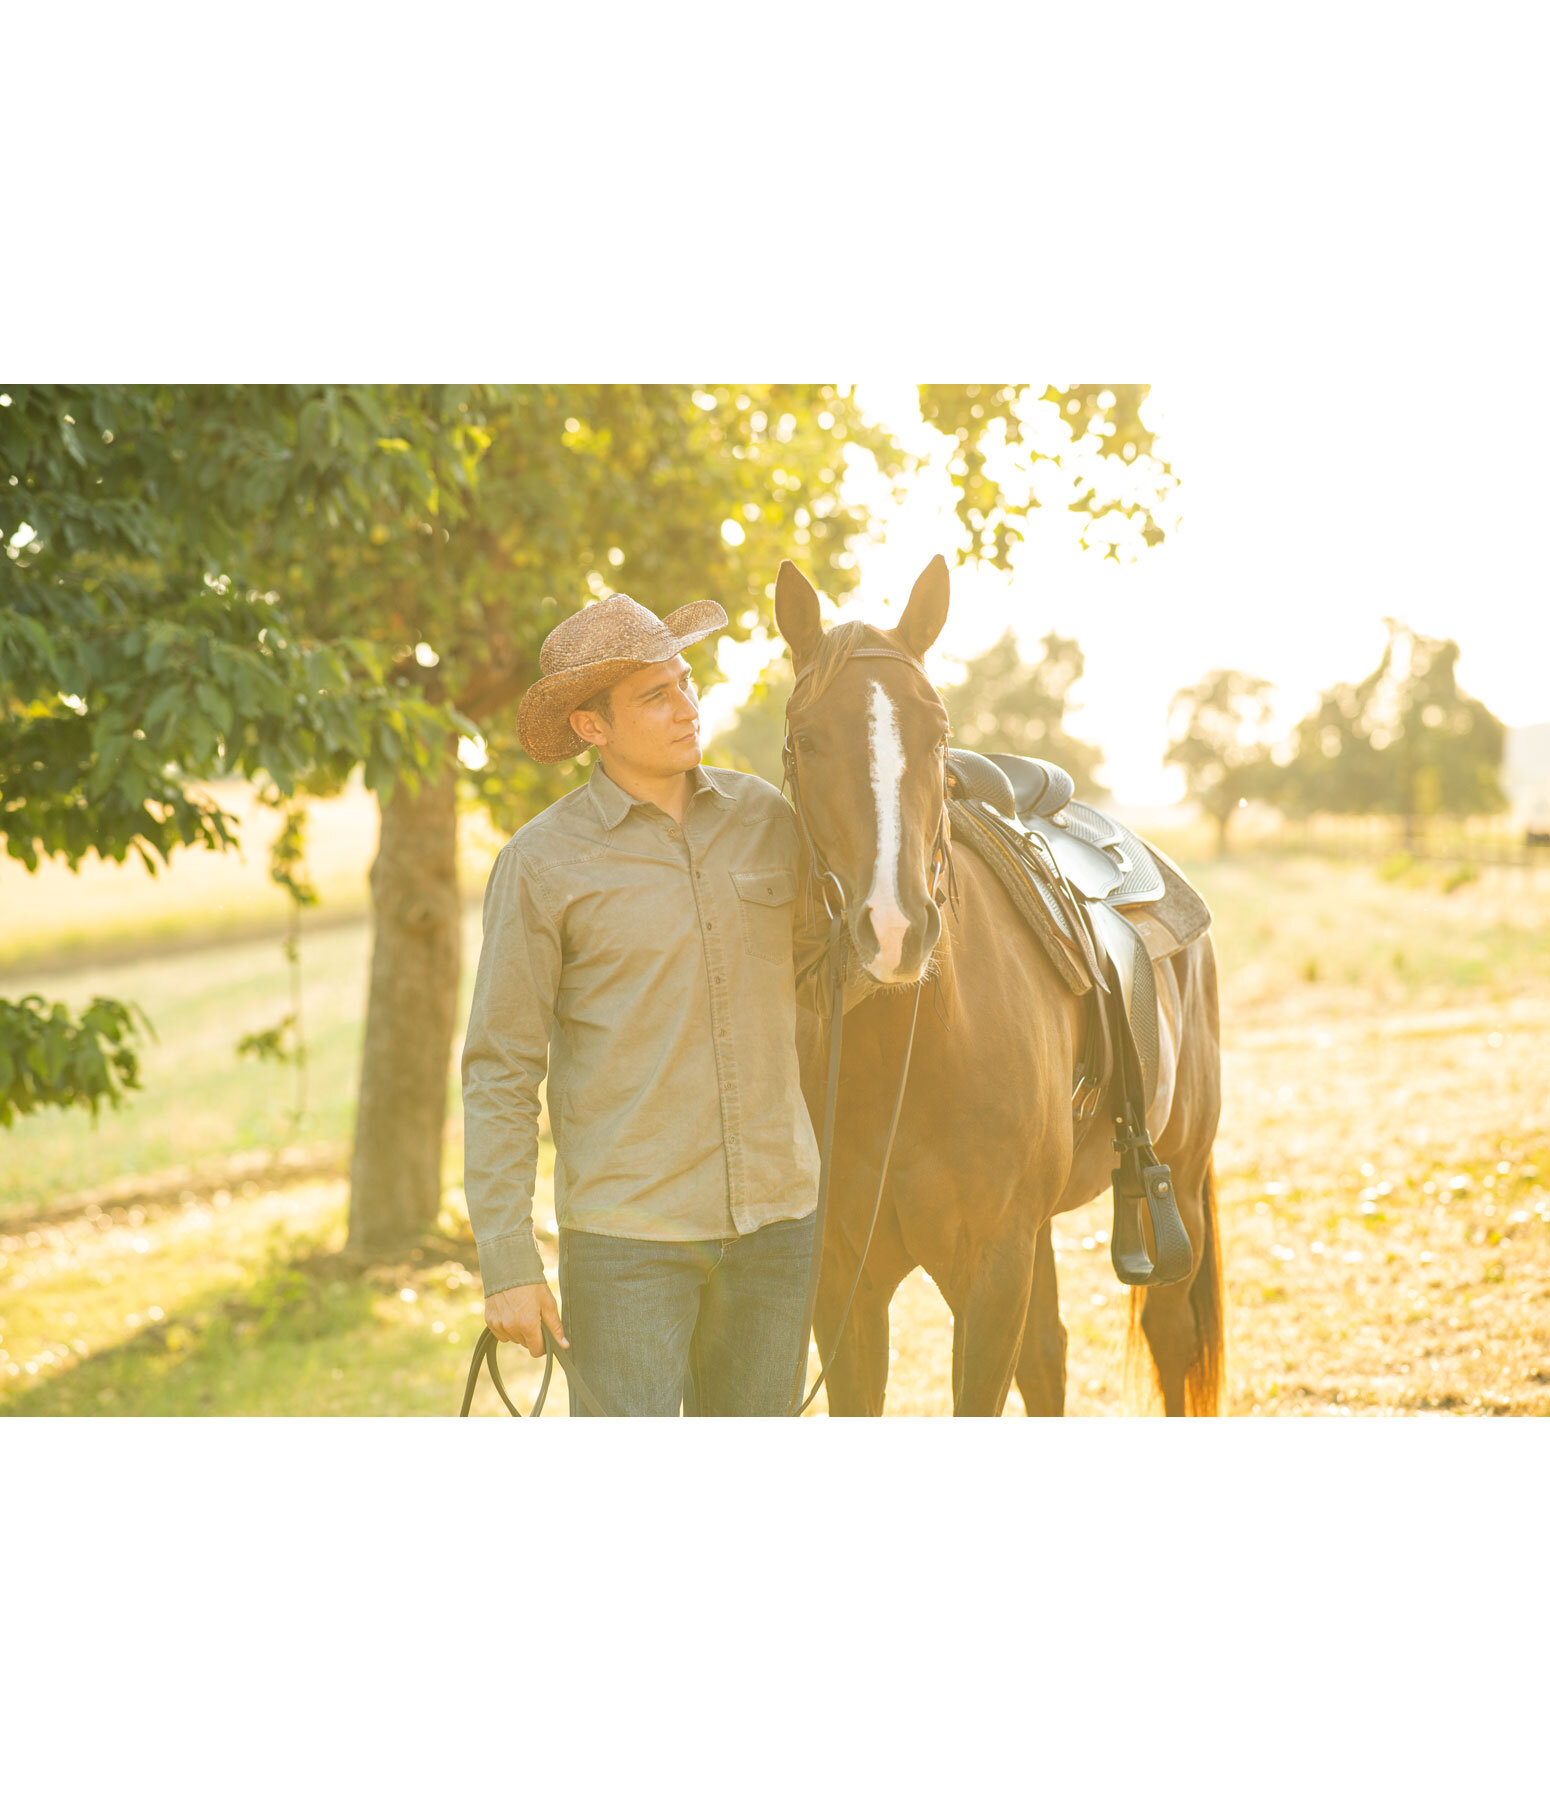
{"left": 774, "top": 561, "right": 824, "bottom": 671}
{"left": 569, "top": 704, "right": 608, "bottom": 751}
{"left": 896, "top": 554, "right": 950, "bottom": 659}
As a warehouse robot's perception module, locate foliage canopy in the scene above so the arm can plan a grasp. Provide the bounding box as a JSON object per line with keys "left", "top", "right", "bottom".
{"left": 274, "top": 384, "right": 899, "bottom": 835}
{"left": 918, "top": 384, "right": 1176, "bottom": 567}
{"left": 0, "top": 384, "right": 475, "bottom": 1122}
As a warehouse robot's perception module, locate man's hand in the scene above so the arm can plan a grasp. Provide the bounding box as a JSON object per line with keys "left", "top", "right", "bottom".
{"left": 484, "top": 1280, "right": 567, "bottom": 1358}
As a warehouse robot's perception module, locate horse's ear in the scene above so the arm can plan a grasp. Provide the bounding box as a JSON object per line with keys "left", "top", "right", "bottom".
{"left": 774, "top": 560, "right": 824, "bottom": 669}
{"left": 896, "top": 554, "right": 950, "bottom": 658}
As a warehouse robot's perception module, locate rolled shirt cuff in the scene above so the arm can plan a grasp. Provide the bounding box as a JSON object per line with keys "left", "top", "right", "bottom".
{"left": 477, "top": 1229, "right": 547, "bottom": 1296}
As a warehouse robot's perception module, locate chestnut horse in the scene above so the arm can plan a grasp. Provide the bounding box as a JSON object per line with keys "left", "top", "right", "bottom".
{"left": 778, "top": 555, "right": 1225, "bottom": 1417}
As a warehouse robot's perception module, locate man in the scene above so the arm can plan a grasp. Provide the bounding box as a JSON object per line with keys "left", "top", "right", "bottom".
{"left": 461, "top": 591, "right": 825, "bottom": 1416}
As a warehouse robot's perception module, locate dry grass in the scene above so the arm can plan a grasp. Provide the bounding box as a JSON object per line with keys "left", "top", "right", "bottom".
{"left": 0, "top": 777, "right": 504, "bottom": 973}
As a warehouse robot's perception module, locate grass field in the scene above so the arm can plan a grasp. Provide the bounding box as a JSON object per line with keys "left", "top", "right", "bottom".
{"left": 3, "top": 831, "right": 1547, "bottom": 1415}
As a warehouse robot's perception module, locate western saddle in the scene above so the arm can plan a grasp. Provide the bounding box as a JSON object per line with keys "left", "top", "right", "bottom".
{"left": 944, "top": 747, "right": 1212, "bottom": 1288}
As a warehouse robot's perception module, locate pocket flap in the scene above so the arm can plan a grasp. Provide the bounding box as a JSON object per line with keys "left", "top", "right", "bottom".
{"left": 732, "top": 867, "right": 799, "bottom": 907}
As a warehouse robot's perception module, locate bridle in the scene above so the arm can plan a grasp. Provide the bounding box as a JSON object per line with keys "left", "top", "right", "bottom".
{"left": 461, "top": 642, "right": 959, "bottom": 1421}
{"left": 779, "top": 643, "right": 957, "bottom": 1415}
{"left": 781, "top": 646, "right": 956, "bottom": 939}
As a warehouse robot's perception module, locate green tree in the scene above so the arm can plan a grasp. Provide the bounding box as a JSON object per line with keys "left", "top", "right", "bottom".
{"left": 942, "top": 628, "right": 1107, "bottom": 799}
{"left": 1164, "top": 669, "right": 1276, "bottom": 855}
{"left": 1279, "top": 621, "right": 1506, "bottom": 841}
{"left": 266, "top": 384, "right": 901, "bottom": 1256}
{"left": 0, "top": 385, "right": 470, "bottom": 1127}
{"left": 918, "top": 384, "right": 1177, "bottom": 566}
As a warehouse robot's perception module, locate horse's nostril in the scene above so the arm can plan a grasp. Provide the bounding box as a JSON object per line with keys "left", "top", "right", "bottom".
{"left": 859, "top": 902, "right": 912, "bottom": 975}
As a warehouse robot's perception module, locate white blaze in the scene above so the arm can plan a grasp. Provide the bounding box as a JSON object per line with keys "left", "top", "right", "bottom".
{"left": 863, "top": 678, "right": 910, "bottom": 977}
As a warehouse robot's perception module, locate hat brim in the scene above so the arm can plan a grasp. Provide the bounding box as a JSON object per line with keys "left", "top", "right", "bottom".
{"left": 517, "top": 601, "right": 728, "bottom": 763}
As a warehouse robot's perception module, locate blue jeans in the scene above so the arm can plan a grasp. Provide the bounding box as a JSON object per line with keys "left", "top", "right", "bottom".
{"left": 556, "top": 1213, "right": 816, "bottom": 1416}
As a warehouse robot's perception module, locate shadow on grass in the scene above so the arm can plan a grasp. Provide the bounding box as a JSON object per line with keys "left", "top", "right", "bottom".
{"left": 2, "top": 1235, "right": 497, "bottom": 1418}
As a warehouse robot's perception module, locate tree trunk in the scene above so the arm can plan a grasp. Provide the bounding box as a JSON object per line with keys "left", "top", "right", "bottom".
{"left": 347, "top": 758, "right": 461, "bottom": 1257}
{"left": 1214, "top": 808, "right": 1230, "bottom": 858}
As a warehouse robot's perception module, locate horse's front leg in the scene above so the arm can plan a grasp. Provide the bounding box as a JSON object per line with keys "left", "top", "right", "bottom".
{"left": 811, "top": 1270, "right": 894, "bottom": 1416}
{"left": 809, "top": 1176, "right": 911, "bottom": 1417}
{"left": 1014, "top": 1217, "right": 1068, "bottom": 1416}
{"left": 938, "top": 1209, "right": 1041, "bottom": 1416}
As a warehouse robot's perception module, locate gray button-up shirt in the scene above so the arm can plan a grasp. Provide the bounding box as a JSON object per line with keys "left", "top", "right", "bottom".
{"left": 461, "top": 759, "right": 825, "bottom": 1296}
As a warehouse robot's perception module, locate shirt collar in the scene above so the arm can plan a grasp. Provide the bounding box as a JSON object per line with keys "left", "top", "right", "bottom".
{"left": 587, "top": 759, "right": 735, "bottom": 830}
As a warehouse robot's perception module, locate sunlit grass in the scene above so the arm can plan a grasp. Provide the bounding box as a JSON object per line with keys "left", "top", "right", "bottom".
{"left": 0, "top": 911, "right": 491, "bottom": 1217}
{"left": 0, "top": 1180, "right": 563, "bottom": 1417}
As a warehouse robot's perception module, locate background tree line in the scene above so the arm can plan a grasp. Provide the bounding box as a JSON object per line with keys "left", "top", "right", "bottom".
{"left": 1166, "top": 623, "right": 1508, "bottom": 854}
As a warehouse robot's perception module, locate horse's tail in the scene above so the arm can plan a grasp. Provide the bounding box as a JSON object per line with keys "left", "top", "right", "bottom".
{"left": 1124, "top": 1153, "right": 1226, "bottom": 1416}
{"left": 1185, "top": 1154, "right": 1225, "bottom": 1416}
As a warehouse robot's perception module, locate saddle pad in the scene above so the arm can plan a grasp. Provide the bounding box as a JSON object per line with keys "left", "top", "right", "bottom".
{"left": 1125, "top": 839, "right": 1213, "bottom": 950}
{"left": 1117, "top": 905, "right": 1188, "bottom": 961}
{"left": 947, "top": 798, "right": 1093, "bottom": 997}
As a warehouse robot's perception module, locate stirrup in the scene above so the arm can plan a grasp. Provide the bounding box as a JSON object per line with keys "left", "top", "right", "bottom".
{"left": 1109, "top": 1125, "right": 1192, "bottom": 1287}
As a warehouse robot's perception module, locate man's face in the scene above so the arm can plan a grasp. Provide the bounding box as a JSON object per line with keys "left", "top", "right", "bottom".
{"left": 570, "top": 654, "right": 702, "bottom": 776}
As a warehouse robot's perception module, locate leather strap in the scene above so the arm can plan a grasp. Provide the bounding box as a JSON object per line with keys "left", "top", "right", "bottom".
{"left": 786, "top": 906, "right": 850, "bottom": 1413}
{"left": 460, "top": 1322, "right": 611, "bottom": 1418}
{"left": 786, "top": 929, "right": 924, "bottom": 1416}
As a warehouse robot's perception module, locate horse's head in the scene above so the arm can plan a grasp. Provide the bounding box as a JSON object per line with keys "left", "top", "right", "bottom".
{"left": 776, "top": 555, "right": 953, "bottom": 986}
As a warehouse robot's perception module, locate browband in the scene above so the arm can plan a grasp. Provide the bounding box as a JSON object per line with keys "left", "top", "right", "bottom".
{"left": 788, "top": 645, "right": 929, "bottom": 695}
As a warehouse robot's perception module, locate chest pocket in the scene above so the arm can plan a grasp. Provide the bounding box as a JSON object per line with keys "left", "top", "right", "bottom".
{"left": 731, "top": 867, "right": 798, "bottom": 964}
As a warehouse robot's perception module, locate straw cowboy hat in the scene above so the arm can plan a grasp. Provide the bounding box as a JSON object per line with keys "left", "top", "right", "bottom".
{"left": 517, "top": 593, "right": 728, "bottom": 763}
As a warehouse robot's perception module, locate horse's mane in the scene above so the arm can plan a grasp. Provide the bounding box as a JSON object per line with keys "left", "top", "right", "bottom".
{"left": 793, "top": 620, "right": 899, "bottom": 708}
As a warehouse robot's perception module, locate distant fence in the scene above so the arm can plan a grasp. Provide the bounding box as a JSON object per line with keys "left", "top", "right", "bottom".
{"left": 1254, "top": 815, "right": 1550, "bottom": 871}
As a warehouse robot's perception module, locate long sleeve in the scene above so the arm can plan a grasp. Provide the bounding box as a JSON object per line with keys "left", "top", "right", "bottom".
{"left": 460, "top": 844, "right": 563, "bottom": 1296}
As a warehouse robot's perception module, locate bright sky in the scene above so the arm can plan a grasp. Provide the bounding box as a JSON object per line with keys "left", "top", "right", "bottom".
{"left": 701, "top": 383, "right": 1550, "bottom": 805}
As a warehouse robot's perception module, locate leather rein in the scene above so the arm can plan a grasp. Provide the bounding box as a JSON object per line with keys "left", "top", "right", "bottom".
{"left": 461, "top": 643, "right": 954, "bottom": 1419}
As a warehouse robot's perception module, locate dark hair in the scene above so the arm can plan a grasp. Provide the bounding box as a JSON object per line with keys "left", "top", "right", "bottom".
{"left": 577, "top": 682, "right": 616, "bottom": 726}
